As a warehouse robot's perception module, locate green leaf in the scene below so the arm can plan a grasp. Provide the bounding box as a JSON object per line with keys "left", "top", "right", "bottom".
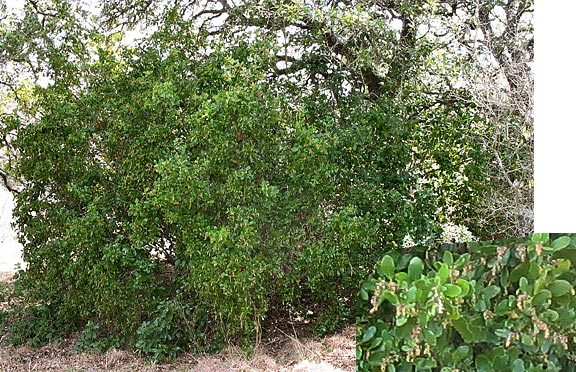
{"left": 368, "top": 351, "right": 387, "bottom": 367}
{"left": 553, "top": 248, "right": 576, "bottom": 266}
{"left": 452, "top": 318, "right": 474, "bottom": 343}
{"left": 557, "top": 308, "right": 576, "bottom": 328}
{"left": 547, "top": 279, "right": 573, "bottom": 297}
{"left": 494, "top": 299, "right": 510, "bottom": 315}
{"left": 521, "top": 333, "right": 533, "bottom": 346}
{"left": 475, "top": 355, "right": 492, "bottom": 371}
{"left": 541, "top": 309, "right": 559, "bottom": 322}
{"left": 362, "top": 280, "right": 376, "bottom": 292}
{"left": 437, "top": 264, "right": 450, "bottom": 284}
{"left": 443, "top": 250, "right": 453, "bottom": 265}
{"left": 395, "top": 318, "right": 416, "bottom": 339}
{"left": 491, "top": 350, "right": 509, "bottom": 369}
{"left": 528, "top": 262, "right": 540, "bottom": 279}
{"left": 509, "top": 261, "right": 529, "bottom": 282}
{"left": 532, "top": 289, "right": 552, "bottom": 305}
{"left": 468, "top": 322, "right": 488, "bottom": 342}
{"left": 406, "top": 285, "right": 418, "bottom": 302}
{"left": 396, "top": 316, "right": 408, "bottom": 326}
{"left": 379, "top": 255, "right": 395, "bottom": 279}
{"left": 456, "top": 278, "right": 470, "bottom": 296}
{"left": 453, "top": 345, "right": 470, "bottom": 362}
{"left": 541, "top": 338, "right": 553, "bottom": 353}
{"left": 519, "top": 277, "right": 529, "bottom": 293}
{"left": 551, "top": 236, "right": 571, "bottom": 251}
{"left": 443, "top": 284, "right": 462, "bottom": 298}
{"left": 512, "top": 358, "right": 525, "bottom": 372}
{"left": 475, "top": 298, "right": 487, "bottom": 312}
{"left": 533, "top": 277, "right": 545, "bottom": 295}
{"left": 482, "top": 285, "right": 501, "bottom": 301}
{"left": 381, "top": 290, "right": 399, "bottom": 306}
{"left": 414, "top": 358, "right": 437, "bottom": 369}
{"left": 395, "top": 272, "right": 409, "bottom": 283}
{"left": 422, "top": 329, "right": 437, "bottom": 345}
{"left": 368, "top": 337, "right": 383, "bottom": 350}
{"left": 531, "top": 233, "right": 549, "bottom": 244}
{"left": 408, "top": 256, "right": 424, "bottom": 280}
{"left": 360, "top": 326, "right": 376, "bottom": 343}
{"left": 454, "top": 253, "right": 470, "bottom": 267}
{"left": 555, "top": 258, "right": 572, "bottom": 272}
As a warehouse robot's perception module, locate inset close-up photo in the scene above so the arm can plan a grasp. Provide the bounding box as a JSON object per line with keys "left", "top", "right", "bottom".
{"left": 357, "top": 233, "right": 576, "bottom": 371}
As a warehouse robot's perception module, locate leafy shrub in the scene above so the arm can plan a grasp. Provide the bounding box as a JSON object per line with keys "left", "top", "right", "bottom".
{"left": 134, "top": 294, "right": 195, "bottom": 361}
{"left": 75, "top": 320, "right": 121, "bottom": 352}
{"left": 7, "top": 302, "right": 69, "bottom": 347}
{"left": 7, "top": 38, "right": 442, "bottom": 356}
{"left": 357, "top": 233, "right": 576, "bottom": 371}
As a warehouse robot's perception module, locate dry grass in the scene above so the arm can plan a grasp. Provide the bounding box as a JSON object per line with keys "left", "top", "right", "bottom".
{"left": 0, "top": 272, "right": 355, "bottom": 372}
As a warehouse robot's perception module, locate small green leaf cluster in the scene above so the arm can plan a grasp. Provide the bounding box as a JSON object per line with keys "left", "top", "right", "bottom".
{"left": 6, "top": 302, "right": 68, "bottom": 347}
{"left": 75, "top": 320, "right": 121, "bottom": 353}
{"left": 357, "top": 233, "right": 576, "bottom": 371}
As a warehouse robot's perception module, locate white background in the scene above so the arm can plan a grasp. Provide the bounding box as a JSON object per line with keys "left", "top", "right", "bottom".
{"left": 533, "top": 0, "right": 575, "bottom": 232}
{"left": 0, "top": 188, "right": 23, "bottom": 271}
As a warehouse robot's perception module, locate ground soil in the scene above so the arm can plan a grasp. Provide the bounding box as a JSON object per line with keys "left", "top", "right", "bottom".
{"left": 0, "top": 272, "right": 356, "bottom": 372}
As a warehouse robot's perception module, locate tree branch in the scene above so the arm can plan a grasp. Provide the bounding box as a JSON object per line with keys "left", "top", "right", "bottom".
{"left": 0, "top": 168, "right": 21, "bottom": 194}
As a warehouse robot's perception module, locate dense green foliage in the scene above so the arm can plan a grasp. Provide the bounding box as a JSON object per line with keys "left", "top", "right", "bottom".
{"left": 0, "top": 0, "right": 532, "bottom": 360}
{"left": 4, "top": 34, "right": 439, "bottom": 357}
{"left": 357, "top": 233, "right": 576, "bottom": 371}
